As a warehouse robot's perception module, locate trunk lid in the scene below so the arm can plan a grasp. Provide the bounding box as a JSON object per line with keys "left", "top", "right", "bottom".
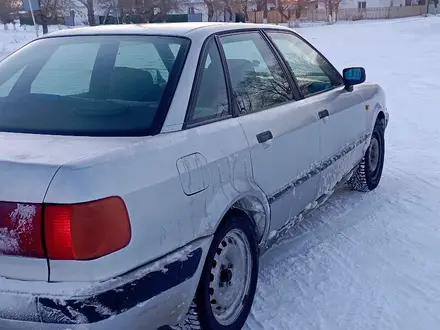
{"left": 0, "top": 132, "right": 141, "bottom": 281}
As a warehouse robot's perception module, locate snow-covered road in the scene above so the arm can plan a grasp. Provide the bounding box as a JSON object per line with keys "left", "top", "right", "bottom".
{"left": 1, "top": 17, "right": 440, "bottom": 330}
{"left": 246, "top": 17, "right": 440, "bottom": 330}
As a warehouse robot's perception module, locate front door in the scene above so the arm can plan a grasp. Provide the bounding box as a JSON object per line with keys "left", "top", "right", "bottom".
{"left": 218, "top": 31, "right": 321, "bottom": 231}
{"left": 307, "top": 88, "right": 367, "bottom": 196}
{"left": 267, "top": 31, "right": 367, "bottom": 197}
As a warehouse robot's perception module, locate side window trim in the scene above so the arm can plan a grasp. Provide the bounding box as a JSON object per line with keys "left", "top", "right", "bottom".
{"left": 264, "top": 29, "right": 344, "bottom": 99}
{"left": 259, "top": 30, "right": 302, "bottom": 101}
{"left": 217, "top": 30, "right": 298, "bottom": 117}
{"left": 152, "top": 38, "right": 191, "bottom": 135}
{"left": 183, "top": 36, "right": 233, "bottom": 129}
{"left": 214, "top": 35, "right": 238, "bottom": 118}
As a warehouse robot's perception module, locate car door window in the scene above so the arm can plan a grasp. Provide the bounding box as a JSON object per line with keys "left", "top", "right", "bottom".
{"left": 187, "top": 39, "right": 230, "bottom": 124}
{"left": 267, "top": 32, "right": 343, "bottom": 97}
{"left": 220, "top": 32, "right": 293, "bottom": 115}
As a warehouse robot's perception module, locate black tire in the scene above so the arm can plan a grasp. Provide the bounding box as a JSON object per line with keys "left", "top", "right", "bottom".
{"left": 176, "top": 213, "right": 259, "bottom": 330}
{"left": 349, "top": 119, "right": 385, "bottom": 192}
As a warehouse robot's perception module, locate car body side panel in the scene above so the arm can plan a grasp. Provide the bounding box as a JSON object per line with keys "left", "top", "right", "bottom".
{"left": 306, "top": 86, "right": 368, "bottom": 196}
{"left": 0, "top": 256, "right": 48, "bottom": 282}
{"left": 236, "top": 99, "right": 321, "bottom": 232}
{"left": 0, "top": 237, "right": 212, "bottom": 330}
{"left": 44, "top": 118, "right": 263, "bottom": 282}
{"left": 356, "top": 83, "right": 388, "bottom": 132}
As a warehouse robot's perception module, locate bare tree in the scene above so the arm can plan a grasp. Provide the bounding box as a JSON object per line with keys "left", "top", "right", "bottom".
{"left": 38, "top": 0, "right": 67, "bottom": 34}
{"left": 203, "top": 0, "right": 224, "bottom": 21}
{"left": 321, "top": 0, "right": 340, "bottom": 22}
{"left": 276, "top": 0, "right": 295, "bottom": 24}
{"left": 119, "top": 0, "right": 182, "bottom": 23}
{"left": 74, "top": 0, "right": 97, "bottom": 25}
{"left": 65, "top": 0, "right": 123, "bottom": 26}
{"left": 155, "top": 0, "right": 181, "bottom": 22}
{"left": 100, "top": 0, "right": 120, "bottom": 24}
{"left": 255, "top": 0, "right": 266, "bottom": 10}
{"left": 231, "top": 0, "right": 250, "bottom": 21}
{"left": 333, "top": 0, "right": 342, "bottom": 21}
{"left": 0, "top": 0, "right": 15, "bottom": 30}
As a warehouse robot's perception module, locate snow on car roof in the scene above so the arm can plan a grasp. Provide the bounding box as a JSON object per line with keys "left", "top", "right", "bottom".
{"left": 42, "top": 22, "right": 292, "bottom": 40}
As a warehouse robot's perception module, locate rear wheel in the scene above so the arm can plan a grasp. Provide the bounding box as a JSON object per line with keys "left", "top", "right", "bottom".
{"left": 175, "top": 214, "right": 259, "bottom": 330}
{"left": 349, "top": 119, "right": 385, "bottom": 192}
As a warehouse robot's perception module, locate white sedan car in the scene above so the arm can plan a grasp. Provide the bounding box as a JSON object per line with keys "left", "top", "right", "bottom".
{"left": 0, "top": 23, "right": 388, "bottom": 330}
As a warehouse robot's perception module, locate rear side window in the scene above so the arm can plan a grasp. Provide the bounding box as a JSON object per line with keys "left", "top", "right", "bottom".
{"left": 187, "top": 39, "right": 230, "bottom": 124}
{"left": 0, "top": 35, "right": 189, "bottom": 136}
{"left": 220, "top": 32, "right": 293, "bottom": 115}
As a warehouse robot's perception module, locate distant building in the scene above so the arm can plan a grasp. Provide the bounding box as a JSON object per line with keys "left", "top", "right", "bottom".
{"left": 67, "top": 0, "right": 417, "bottom": 26}
{"left": 338, "top": 0, "right": 405, "bottom": 9}
{"left": 169, "top": 0, "right": 277, "bottom": 22}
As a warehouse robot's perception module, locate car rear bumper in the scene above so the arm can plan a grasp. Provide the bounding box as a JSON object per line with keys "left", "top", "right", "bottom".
{"left": 0, "top": 236, "right": 211, "bottom": 330}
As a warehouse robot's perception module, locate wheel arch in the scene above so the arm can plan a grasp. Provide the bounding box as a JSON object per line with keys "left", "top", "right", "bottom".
{"left": 206, "top": 185, "right": 271, "bottom": 249}
{"left": 376, "top": 110, "right": 385, "bottom": 125}
{"left": 225, "top": 195, "right": 269, "bottom": 243}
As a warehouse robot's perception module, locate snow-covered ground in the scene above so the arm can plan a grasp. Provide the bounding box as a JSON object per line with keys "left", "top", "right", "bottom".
{"left": 1, "top": 17, "right": 440, "bottom": 330}
{"left": 246, "top": 17, "right": 440, "bottom": 330}
{"left": 0, "top": 25, "right": 66, "bottom": 60}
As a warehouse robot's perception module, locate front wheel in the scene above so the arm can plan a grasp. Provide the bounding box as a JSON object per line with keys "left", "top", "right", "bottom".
{"left": 349, "top": 119, "right": 385, "bottom": 192}
{"left": 178, "top": 213, "right": 259, "bottom": 330}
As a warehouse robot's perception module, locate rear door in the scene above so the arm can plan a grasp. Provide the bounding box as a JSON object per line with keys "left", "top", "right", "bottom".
{"left": 267, "top": 31, "right": 367, "bottom": 197}
{"left": 218, "top": 31, "right": 322, "bottom": 231}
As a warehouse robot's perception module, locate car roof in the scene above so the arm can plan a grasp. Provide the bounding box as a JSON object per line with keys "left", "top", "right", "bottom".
{"left": 43, "top": 22, "right": 293, "bottom": 40}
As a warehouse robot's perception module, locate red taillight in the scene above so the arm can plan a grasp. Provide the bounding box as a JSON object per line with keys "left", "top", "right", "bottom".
{"left": 44, "top": 197, "right": 131, "bottom": 260}
{"left": 0, "top": 202, "right": 45, "bottom": 258}
{"left": 0, "top": 197, "right": 131, "bottom": 260}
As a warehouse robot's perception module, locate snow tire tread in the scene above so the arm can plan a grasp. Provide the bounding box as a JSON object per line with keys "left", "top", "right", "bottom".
{"left": 349, "top": 119, "right": 385, "bottom": 192}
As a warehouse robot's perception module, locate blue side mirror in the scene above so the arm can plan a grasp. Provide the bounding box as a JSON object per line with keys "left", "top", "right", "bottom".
{"left": 343, "top": 67, "right": 366, "bottom": 89}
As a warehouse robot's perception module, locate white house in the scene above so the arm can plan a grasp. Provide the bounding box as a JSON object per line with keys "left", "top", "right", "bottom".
{"left": 338, "top": 0, "right": 406, "bottom": 9}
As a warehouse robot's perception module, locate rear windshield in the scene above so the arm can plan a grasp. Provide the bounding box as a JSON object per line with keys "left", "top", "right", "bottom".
{"left": 0, "top": 35, "right": 189, "bottom": 136}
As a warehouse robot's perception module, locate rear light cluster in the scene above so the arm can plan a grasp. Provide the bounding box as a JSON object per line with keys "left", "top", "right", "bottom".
{"left": 0, "top": 197, "right": 131, "bottom": 260}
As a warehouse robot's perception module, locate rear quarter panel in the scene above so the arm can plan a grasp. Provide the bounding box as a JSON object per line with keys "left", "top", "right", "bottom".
{"left": 44, "top": 119, "right": 267, "bottom": 282}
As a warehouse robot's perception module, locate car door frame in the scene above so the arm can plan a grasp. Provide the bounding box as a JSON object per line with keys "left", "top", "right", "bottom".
{"left": 184, "top": 28, "right": 306, "bottom": 128}
{"left": 263, "top": 29, "right": 368, "bottom": 197}
{"left": 214, "top": 28, "right": 303, "bottom": 112}
{"left": 213, "top": 28, "right": 324, "bottom": 232}
{"left": 183, "top": 35, "right": 235, "bottom": 129}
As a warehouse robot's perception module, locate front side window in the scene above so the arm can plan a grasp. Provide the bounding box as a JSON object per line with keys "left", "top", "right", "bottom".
{"left": 267, "top": 32, "right": 343, "bottom": 97}
{"left": 220, "top": 32, "right": 293, "bottom": 115}
{"left": 0, "top": 35, "right": 189, "bottom": 136}
{"left": 188, "top": 39, "right": 230, "bottom": 124}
